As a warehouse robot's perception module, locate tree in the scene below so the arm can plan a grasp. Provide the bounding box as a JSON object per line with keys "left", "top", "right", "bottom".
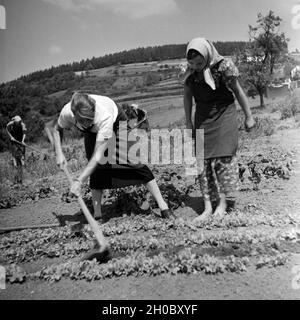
{"left": 237, "top": 51, "right": 271, "bottom": 108}
{"left": 237, "top": 11, "right": 288, "bottom": 107}
{"left": 249, "top": 10, "right": 289, "bottom": 74}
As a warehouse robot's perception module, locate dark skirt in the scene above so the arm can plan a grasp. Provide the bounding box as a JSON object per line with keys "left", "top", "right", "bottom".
{"left": 194, "top": 102, "right": 238, "bottom": 159}
{"left": 84, "top": 107, "right": 154, "bottom": 189}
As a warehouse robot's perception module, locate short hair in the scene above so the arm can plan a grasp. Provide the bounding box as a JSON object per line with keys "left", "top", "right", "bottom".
{"left": 187, "top": 49, "right": 201, "bottom": 60}
{"left": 71, "top": 92, "right": 95, "bottom": 119}
{"left": 12, "top": 115, "right": 22, "bottom": 122}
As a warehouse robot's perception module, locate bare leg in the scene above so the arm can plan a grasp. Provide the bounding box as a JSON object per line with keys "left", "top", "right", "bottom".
{"left": 145, "top": 179, "right": 168, "bottom": 211}
{"left": 213, "top": 193, "right": 227, "bottom": 219}
{"left": 81, "top": 189, "right": 104, "bottom": 236}
{"left": 15, "top": 157, "right": 23, "bottom": 184}
{"left": 91, "top": 189, "right": 103, "bottom": 219}
{"left": 18, "top": 165, "right": 23, "bottom": 184}
{"left": 213, "top": 156, "right": 238, "bottom": 219}
{"left": 194, "top": 160, "right": 215, "bottom": 223}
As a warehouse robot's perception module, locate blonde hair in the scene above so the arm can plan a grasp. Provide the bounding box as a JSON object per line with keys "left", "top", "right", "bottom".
{"left": 71, "top": 92, "right": 95, "bottom": 119}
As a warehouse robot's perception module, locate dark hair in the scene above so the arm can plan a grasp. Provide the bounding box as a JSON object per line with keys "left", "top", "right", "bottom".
{"left": 187, "top": 49, "right": 201, "bottom": 60}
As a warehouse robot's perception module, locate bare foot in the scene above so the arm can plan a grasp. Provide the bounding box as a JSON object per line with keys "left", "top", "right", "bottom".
{"left": 213, "top": 193, "right": 227, "bottom": 219}
{"left": 193, "top": 208, "right": 213, "bottom": 224}
{"left": 213, "top": 204, "right": 227, "bottom": 219}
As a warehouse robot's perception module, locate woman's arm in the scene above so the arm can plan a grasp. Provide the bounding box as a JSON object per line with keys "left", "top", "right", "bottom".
{"left": 77, "top": 139, "right": 108, "bottom": 184}
{"left": 6, "top": 124, "right": 14, "bottom": 141}
{"left": 52, "top": 121, "right": 67, "bottom": 168}
{"left": 70, "top": 139, "right": 109, "bottom": 196}
{"left": 21, "top": 122, "right": 27, "bottom": 143}
{"left": 184, "top": 83, "right": 194, "bottom": 129}
{"left": 229, "top": 78, "right": 255, "bottom": 130}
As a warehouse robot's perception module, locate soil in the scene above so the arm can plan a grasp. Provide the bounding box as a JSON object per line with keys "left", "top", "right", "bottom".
{"left": 1, "top": 123, "right": 300, "bottom": 300}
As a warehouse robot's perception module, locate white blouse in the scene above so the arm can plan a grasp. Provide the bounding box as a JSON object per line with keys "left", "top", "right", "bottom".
{"left": 58, "top": 94, "right": 118, "bottom": 141}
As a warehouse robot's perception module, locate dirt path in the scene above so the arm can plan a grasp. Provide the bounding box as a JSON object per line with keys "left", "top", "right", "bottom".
{"left": 0, "top": 196, "right": 80, "bottom": 229}
{"left": 1, "top": 127, "right": 300, "bottom": 300}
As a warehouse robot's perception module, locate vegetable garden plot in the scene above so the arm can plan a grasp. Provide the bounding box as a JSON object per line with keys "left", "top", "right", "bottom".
{"left": 1, "top": 138, "right": 300, "bottom": 286}
{"left": 1, "top": 210, "right": 299, "bottom": 284}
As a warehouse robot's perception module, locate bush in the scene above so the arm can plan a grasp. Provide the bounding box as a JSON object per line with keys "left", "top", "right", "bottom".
{"left": 270, "top": 102, "right": 282, "bottom": 113}
{"left": 0, "top": 115, "right": 11, "bottom": 152}
{"left": 239, "top": 115, "right": 276, "bottom": 139}
{"left": 280, "top": 93, "right": 300, "bottom": 120}
{"left": 144, "top": 72, "right": 161, "bottom": 86}
{"left": 23, "top": 111, "right": 45, "bottom": 143}
{"left": 258, "top": 117, "right": 276, "bottom": 136}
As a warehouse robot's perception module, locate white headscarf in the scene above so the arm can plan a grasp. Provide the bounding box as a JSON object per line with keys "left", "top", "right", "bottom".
{"left": 180, "top": 38, "right": 224, "bottom": 90}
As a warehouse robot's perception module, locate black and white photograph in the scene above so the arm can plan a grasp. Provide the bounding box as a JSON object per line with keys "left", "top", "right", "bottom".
{"left": 0, "top": 0, "right": 300, "bottom": 302}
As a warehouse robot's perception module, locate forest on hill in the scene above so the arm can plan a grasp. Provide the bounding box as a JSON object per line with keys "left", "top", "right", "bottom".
{"left": 18, "top": 41, "right": 247, "bottom": 83}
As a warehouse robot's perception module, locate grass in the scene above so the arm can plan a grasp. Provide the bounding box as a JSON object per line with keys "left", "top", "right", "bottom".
{"left": 0, "top": 138, "right": 87, "bottom": 186}
{"left": 237, "top": 111, "right": 276, "bottom": 137}
{"left": 269, "top": 90, "right": 300, "bottom": 119}
{"left": 280, "top": 92, "right": 300, "bottom": 120}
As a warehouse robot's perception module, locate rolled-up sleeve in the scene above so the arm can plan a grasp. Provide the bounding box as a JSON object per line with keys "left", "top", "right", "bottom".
{"left": 57, "top": 104, "right": 75, "bottom": 129}
{"left": 21, "top": 122, "right": 27, "bottom": 132}
{"left": 220, "top": 58, "right": 239, "bottom": 88}
{"left": 95, "top": 115, "right": 114, "bottom": 142}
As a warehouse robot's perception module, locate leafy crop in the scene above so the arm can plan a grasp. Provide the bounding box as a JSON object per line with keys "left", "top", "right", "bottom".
{"left": 1, "top": 145, "right": 295, "bottom": 211}
{"left": 6, "top": 264, "right": 26, "bottom": 284}
{"left": 7, "top": 250, "right": 288, "bottom": 283}
{"left": 1, "top": 207, "right": 297, "bottom": 284}
{"left": 0, "top": 186, "right": 55, "bottom": 209}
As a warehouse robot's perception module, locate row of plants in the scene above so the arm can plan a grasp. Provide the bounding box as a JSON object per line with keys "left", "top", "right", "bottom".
{"left": 1, "top": 216, "right": 295, "bottom": 264}
{"left": 5, "top": 248, "right": 288, "bottom": 284}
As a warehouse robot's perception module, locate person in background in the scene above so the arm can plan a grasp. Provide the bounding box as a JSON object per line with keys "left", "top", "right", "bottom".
{"left": 6, "top": 115, "right": 27, "bottom": 184}
{"left": 181, "top": 37, "right": 255, "bottom": 222}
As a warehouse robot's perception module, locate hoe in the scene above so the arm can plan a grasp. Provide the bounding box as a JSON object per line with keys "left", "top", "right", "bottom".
{"left": 7, "top": 139, "right": 112, "bottom": 263}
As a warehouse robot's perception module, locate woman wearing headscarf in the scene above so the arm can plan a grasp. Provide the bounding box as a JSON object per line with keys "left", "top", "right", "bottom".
{"left": 51, "top": 92, "right": 174, "bottom": 221}
{"left": 6, "top": 115, "right": 27, "bottom": 184}
{"left": 181, "top": 38, "right": 255, "bottom": 222}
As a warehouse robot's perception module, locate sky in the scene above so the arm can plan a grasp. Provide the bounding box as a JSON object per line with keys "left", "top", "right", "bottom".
{"left": 0, "top": 0, "right": 300, "bottom": 83}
